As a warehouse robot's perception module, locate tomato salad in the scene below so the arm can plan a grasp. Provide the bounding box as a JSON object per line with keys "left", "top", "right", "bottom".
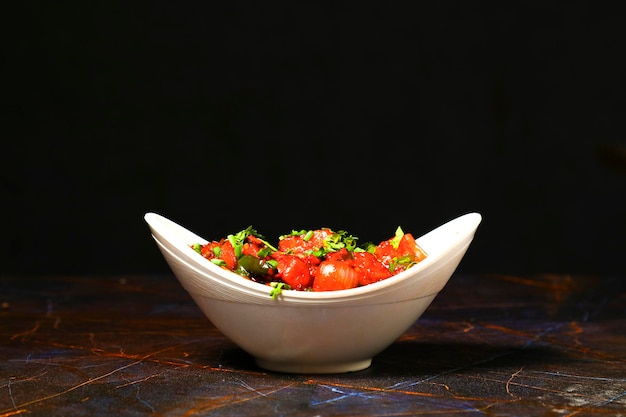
{"left": 192, "top": 226, "right": 427, "bottom": 298}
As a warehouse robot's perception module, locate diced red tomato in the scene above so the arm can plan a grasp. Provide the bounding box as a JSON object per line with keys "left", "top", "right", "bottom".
{"left": 325, "top": 248, "right": 351, "bottom": 262}
{"left": 275, "top": 255, "right": 313, "bottom": 290}
{"left": 313, "top": 261, "right": 359, "bottom": 291}
{"left": 397, "top": 233, "right": 427, "bottom": 262}
{"left": 219, "top": 240, "right": 238, "bottom": 270}
{"left": 241, "top": 235, "right": 268, "bottom": 258}
{"left": 373, "top": 240, "right": 395, "bottom": 267}
{"left": 200, "top": 241, "right": 220, "bottom": 259}
{"left": 374, "top": 233, "right": 426, "bottom": 269}
{"left": 352, "top": 251, "right": 392, "bottom": 286}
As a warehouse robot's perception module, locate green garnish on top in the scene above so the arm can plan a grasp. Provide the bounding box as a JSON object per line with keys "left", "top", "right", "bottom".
{"left": 227, "top": 226, "right": 255, "bottom": 258}
{"left": 227, "top": 226, "right": 277, "bottom": 259}
{"left": 269, "top": 282, "right": 291, "bottom": 299}
{"left": 324, "top": 230, "right": 359, "bottom": 252}
{"left": 390, "top": 226, "right": 405, "bottom": 250}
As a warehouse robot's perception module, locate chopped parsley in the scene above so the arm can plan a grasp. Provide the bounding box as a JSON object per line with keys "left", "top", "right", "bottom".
{"left": 269, "top": 282, "right": 291, "bottom": 299}
{"left": 390, "top": 226, "right": 405, "bottom": 250}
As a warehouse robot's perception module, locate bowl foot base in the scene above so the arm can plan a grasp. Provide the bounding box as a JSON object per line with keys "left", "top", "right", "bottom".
{"left": 255, "top": 358, "right": 372, "bottom": 374}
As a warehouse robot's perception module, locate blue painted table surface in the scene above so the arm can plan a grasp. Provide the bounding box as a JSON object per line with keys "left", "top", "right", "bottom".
{"left": 1, "top": 273, "right": 625, "bottom": 416}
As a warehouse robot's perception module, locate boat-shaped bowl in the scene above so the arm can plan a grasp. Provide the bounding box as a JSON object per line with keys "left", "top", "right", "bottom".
{"left": 144, "top": 212, "right": 482, "bottom": 373}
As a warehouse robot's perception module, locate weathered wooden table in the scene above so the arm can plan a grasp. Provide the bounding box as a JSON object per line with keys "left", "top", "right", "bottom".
{"left": 1, "top": 273, "right": 624, "bottom": 416}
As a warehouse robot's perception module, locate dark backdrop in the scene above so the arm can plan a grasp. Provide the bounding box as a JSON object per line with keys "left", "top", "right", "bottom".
{"left": 2, "top": 2, "right": 625, "bottom": 277}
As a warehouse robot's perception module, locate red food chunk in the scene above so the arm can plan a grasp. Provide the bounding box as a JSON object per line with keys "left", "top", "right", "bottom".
{"left": 219, "top": 240, "right": 238, "bottom": 270}
{"left": 352, "top": 251, "right": 392, "bottom": 286}
{"left": 397, "top": 233, "right": 427, "bottom": 262}
{"left": 200, "top": 242, "right": 220, "bottom": 260}
{"left": 374, "top": 233, "right": 427, "bottom": 271}
{"left": 275, "top": 255, "right": 313, "bottom": 290}
{"left": 324, "top": 248, "right": 351, "bottom": 262}
{"left": 242, "top": 235, "right": 269, "bottom": 258}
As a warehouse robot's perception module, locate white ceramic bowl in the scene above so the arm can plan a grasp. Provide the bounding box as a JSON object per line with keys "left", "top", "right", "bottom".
{"left": 144, "top": 212, "right": 482, "bottom": 374}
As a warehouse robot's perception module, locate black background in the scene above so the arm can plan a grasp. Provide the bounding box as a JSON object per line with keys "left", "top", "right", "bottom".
{"left": 2, "top": 2, "right": 625, "bottom": 277}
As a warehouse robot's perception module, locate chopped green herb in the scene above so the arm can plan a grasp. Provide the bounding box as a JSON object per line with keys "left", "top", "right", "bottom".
{"left": 269, "top": 282, "right": 291, "bottom": 299}
{"left": 226, "top": 226, "right": 273, "bottom": 258}
{"left": 389, "top": 255, "right": 416, "bottom": 273}
{"left": 256, "top": 247, "right": 273, "bottom": 259}
{"left": 227, "top": 227, "right": 250, "bottom": 258}
{"left": 363, "top": 242, "right": 377, "bottom": 254}
{"left": 390, "top": 226, "right": 404, "bottom": 249}
{"left": 211, "top": 259, "right": 227, "bottom": 267}
{"left": 325, "top": 230, "right": 359, "bottom": 252}
{"left": 280, "top": 229, "right": 311, "bottom": 239}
